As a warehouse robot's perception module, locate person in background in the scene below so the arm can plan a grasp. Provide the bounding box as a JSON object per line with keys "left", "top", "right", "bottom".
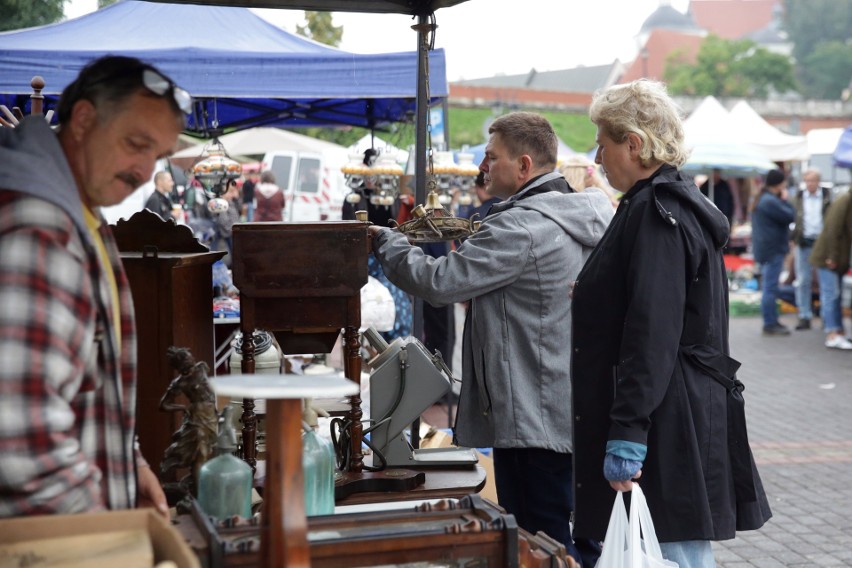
{"left": 144, "top": 170, "right": 181, "bottom": 221}
{"left": 253, "top": 170, "right": 284, "bottom": 222}
{"left": 370, "top": 112, "right": 613, "bottom": 566}
{"left": 751, "top": 168, "right": 796, "bottom": 336}
{"left": 342, "top": 148, "right": 398, "bottom": 228}
{"left": 460, "top": 171, "right": 501, "bottom": 221}
{"left": 559, "top": 153, "right": 620, "bottom": 207}
{"left": 700, "top": 169, "right": 735, "bottom": 226}
{"left": 572, "top": 79, "right": 771, "bottom": 568}
{"left": 211, "top": 179, "right": 242, "bottom": 266}
{"left": 809, "top": 189, "right": 852, "bottom": 350}
{"left": 0, "top": 55, "right": 188, "bottom": 516}
{"left": 241, "top": 170, "right": 258, "bottom": 222}
{"left": 789, "top": 169, "right": 834, "bottom": 336}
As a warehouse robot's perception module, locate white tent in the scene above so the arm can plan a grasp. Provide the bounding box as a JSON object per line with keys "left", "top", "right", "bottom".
{"left": 806, "top": 128, "right": 845, "bottom": 156}
{"left": 348, "top": 134, "right": 410, "bottom": 165}
{"left": 683, "top": 96, "right": 777, "bottom": 175}
{"left": 728, "top": 101, "right": 809, "bottom": 162}
{"left": 805, "top": 128, "right": 851, "bottom": 185}
{"left": 173, "top": 127, "right": 348, "bottom": 159}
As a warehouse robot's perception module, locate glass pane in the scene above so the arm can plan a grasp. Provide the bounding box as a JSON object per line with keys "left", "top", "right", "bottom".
{"left": 296, "top": 157, "right": 321, "bottom": 194}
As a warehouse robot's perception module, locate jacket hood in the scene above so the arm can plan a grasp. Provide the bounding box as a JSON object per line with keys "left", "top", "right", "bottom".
{"left": 255, "top": 182, "right": 280, "bottom": 199}
{"left": 516, "top": 185, "right": 615, "bottom": 248}
{"left": 0, "top": 116, "right": 87, "bottom": 234}
{"left": 643, "top": 165, "right": 731, "bottom": 249}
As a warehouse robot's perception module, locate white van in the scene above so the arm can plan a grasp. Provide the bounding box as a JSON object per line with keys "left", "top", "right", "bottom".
{"left": 261, "top": 148, "right": 348, "bottom": 222}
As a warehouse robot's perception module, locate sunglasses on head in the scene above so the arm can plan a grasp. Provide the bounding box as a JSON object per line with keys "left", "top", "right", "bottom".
{"left": 141, "top": 68, "right": 192, "bottom": 114}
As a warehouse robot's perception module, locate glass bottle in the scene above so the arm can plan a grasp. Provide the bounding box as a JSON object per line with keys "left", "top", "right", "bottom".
{"left": 302, "top": 401, "right": 336, "bottom": 516}
{"left": 198, "top": 406, "right": 253, "bottom": 521}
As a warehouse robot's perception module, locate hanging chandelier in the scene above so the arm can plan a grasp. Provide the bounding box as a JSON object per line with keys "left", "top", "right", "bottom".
{"left": 191, "top": 138, "right": 242, "bottom": 213}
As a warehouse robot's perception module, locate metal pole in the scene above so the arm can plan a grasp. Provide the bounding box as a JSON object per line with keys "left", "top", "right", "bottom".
{"left": 414, "top": 13, "right": 429, "bottom": 207}
{"left": 412, "top": 14, "right": 429, "bottom": 343}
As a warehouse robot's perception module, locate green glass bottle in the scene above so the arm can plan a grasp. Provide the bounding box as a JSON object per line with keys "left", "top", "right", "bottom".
{"left": 302, "top": 426, "right": 336, "bottom": 516}
{"left": 198, "top": 406, "right": 253, "bottom": 521}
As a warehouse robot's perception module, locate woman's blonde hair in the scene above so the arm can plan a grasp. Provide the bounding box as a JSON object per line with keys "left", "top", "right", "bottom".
{"left": 589, "top": 79, "right": 690, "bottom": 169}
{"left": 559, "top": 154, "right": 597, "bottom": 191}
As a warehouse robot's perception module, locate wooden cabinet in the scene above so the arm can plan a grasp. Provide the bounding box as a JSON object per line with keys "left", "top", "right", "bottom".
{"left": 112, "top": 210, "right": 225, "bottom": 475}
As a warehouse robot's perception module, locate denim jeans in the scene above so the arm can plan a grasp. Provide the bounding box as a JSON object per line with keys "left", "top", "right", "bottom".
{"left": 760, "top": 254, "right": 785, "bottom": 327}
{"left": 819, "top": 269, "right": 843, "bottom": 333}
{"left": 795, "top": 245, "right": 841, "bottom": 331}
{"left": 660, "top": 541, "right": 716, "bottom": 567}
{"left": 493, "top": 447, "right": 601, "bottom": 568}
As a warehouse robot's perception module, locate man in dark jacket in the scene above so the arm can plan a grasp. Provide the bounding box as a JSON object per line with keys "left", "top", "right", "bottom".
{"left": 144, "top": 171, "right": 179, "bottom": 221}
{"left": 699, "top": 169, "right": 735, "bottom": 225}
{"left": 751, "top": 169, "right": 796, "bottom": 335}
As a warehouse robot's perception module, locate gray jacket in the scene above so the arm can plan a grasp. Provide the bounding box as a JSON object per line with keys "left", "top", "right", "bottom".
{"left": 372, "top": 173, "right": 614, "bottom": 452}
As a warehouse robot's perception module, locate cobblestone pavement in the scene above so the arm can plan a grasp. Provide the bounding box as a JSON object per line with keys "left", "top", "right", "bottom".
{"left": 712, "top": 314, "right": 852, "bottom": 567}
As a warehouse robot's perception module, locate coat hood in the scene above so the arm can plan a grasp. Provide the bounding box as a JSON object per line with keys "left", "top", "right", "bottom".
{"left": 638, "top": 165, "right": 731, "bottom": 249}
{"left": 0, "top": 116, "right": 86, "bottom": 234}
{"left": 255, "top": 182, "right": 280, "bottom": 199}
{"left": 513, "top": 180, "right": 615, "bottom": 248}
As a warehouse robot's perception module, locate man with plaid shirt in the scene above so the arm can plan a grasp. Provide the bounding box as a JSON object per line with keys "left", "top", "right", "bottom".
{"left": 0, "top": 56, "right": 188, "bottom": 516}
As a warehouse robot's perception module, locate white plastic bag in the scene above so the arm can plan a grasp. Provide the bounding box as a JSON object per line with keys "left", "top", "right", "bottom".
{"left": 596, "top": 491, "right": 629, "bottom": 567}
{"left": 629, "top": 484, "right": 678, "bottom": 567}
{"left": 596, "top": 484, "right": 679, "bottom": 568}
{"left": 360, "top": 275, "right": 396, "bottom": 332}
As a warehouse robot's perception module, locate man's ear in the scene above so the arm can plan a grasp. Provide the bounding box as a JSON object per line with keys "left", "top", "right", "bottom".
{"left": 518, "top": 154, "right": 533, "bottom": 176}
{"left": 68, "top": 99, "right": 97, "bottom": 142}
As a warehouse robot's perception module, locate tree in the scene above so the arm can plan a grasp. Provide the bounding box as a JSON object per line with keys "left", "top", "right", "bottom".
{"left": 0, "top": 0, "right": 66, "bottom": 32}
{"left": 295, "top": 11, "right": 342, "bottom": 48}
{"left": 799, "top": 41, "right": 852, "bottom": 100}
{"left": 98, "top": 0, "right": 118, "bottom": 7}
{"left": 783, "top": 0, "right": 852, "bottom": 65}
{"left": 664, "top": 34, "right": 797, "bottom": 98}
{"left": 783, "top": 0, "right": 852, "bottom": 99}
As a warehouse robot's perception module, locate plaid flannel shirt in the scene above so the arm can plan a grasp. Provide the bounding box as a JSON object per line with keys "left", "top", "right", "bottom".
{"left": 0, "top": 191, "right": 139, "bottom": 516}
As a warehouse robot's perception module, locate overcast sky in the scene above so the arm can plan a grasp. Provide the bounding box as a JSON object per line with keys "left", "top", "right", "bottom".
{"left": 64, "top": 0, "right": 691, "bottom": 81}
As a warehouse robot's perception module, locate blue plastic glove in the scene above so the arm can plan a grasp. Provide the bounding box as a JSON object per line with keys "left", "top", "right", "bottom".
{"left": 603, "top": 453, "right": 643, "bottom": 482}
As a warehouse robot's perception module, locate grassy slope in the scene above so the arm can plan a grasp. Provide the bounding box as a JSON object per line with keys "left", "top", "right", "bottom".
{"left": 293, "top": 107, "right": 598, "bottom": 155}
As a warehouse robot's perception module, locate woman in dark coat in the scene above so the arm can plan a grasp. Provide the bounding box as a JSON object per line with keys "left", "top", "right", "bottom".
{"left": 571, "top": 79, "right": 771, "bottom": 568}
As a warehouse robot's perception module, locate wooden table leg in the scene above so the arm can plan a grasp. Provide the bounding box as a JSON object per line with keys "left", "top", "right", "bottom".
{"left": 343, "top": 324, "right": 363, "bottom": 473}
{"left": 241, "top": 329, "right": 258, "bottom": 472}
{"left": 261, "top": 398, "right": 309, "bottom": 568}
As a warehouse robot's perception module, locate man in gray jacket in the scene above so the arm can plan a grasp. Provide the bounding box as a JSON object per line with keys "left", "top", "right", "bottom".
{"left": 369, "top": 112, "right": 613, "bottom": 566}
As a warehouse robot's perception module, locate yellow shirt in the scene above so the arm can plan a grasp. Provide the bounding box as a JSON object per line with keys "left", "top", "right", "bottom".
{"left": 82, "top": 206, "right": 121, "bottom": 352}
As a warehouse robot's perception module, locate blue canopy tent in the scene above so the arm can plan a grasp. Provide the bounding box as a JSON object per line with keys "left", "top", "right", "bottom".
{"left": 0, "top": 0, "right": 448, "bottom": 135}
{"left": 833, "top": 125, "right": 852, "bottom": 169}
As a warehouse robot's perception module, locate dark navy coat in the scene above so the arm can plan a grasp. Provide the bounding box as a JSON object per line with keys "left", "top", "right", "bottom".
{"left": 571, "top": 166, "right": 772, "bottom": 542}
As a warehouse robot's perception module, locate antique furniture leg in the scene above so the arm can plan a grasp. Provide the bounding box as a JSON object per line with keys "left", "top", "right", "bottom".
{"left": 343, "top": 323, "right": 363, "bottom": 473}
{"left": 240, "top": 327, "right": 258, "bottom": 472}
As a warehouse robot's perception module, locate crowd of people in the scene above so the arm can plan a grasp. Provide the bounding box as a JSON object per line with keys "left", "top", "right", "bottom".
{"left": 10, "top": 54, "right": 852, "bottom": 568}
{"left": 751, "top": 167, "right": 852, "bottom": 349}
